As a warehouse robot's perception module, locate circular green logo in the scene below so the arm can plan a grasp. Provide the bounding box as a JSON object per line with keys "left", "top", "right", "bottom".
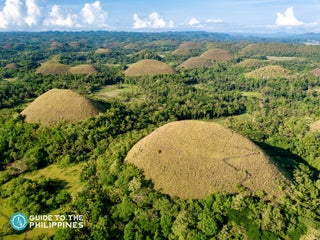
{"left": 10, "top": 212, "right": 28, "bottom": 231}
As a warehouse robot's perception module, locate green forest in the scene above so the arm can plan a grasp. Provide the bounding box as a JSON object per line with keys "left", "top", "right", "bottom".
{"left": 0, "top": 31, "right": 319, "bottom": 239}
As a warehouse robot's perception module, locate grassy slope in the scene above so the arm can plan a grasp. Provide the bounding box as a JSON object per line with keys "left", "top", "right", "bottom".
{"left": 245, "top": 65, "right": 289, "bottom": 79}
{"left": 21, "top": 89, "right": 104, "bottom": 126}
{"left": 124, "top": 59, "right": 176, "bottom": 76}
{"left": 0, "top": 163, "right": 83, "bottom": 239}
{"left": 125, "top": 120, "right": 288, "bottom": 199}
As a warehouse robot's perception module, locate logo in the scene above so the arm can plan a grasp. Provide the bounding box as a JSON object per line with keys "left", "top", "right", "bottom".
{"left": 10, "top": 212, "right": 28, "bottom": 231}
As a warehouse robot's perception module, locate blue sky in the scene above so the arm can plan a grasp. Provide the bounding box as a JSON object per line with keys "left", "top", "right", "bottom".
{"left": 0, "top": 0, "right": 320, "bottom": 32}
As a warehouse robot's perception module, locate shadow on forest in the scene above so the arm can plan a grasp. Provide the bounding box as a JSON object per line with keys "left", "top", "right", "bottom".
{"left": 255, "top": 141, "right": 320, "bottom": 181}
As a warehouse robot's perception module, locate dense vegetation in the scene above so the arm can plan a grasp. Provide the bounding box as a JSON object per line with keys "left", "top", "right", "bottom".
{"left": 0, "top": 31, "right": 320, "bottom": 239}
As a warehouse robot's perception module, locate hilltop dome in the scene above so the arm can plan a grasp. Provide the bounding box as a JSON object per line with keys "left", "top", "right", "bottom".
{"left": 124, "top": 59, "right": 176, "bottom": 76}
{"left": 245, "top": 65, "right": 289, "bottom": 79}
{"left": 126, "top": 120, "right": 287, "bottom": 199}
{"left": 310, "top": 120, "right": 320, "bottom": 132}
{"left": 68, "top": 64, "right": 98, "bottom": 75}
{"left": 311, "top": 68, "right": 320, "bottom": 76}
{"left": 178, "top": 57, "right": 212, "bottom": 69}
{"left": 21, "top": 89, "right": 104, "bottom": 126}
{"left": 200, "top": 49, "right": 233, "bottom": 62}
{"left": 5, "top": 63, "right": 20, "bottom": 69}
{"left": 36, "top": 58, "right": 70, "bottom": 75}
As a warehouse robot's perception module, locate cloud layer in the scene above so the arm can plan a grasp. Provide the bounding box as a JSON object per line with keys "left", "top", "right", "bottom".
{"left": 188, "top": 17, "right": 224, "bottom": 29}
{"left": 0, "top": 1, "right": 319, "bottom": 32}
{"left": 133, "top": 12, "right": 173, "bottom": 29}
{"left": 0, "top": 0, "right": 109, "bottom": 30}
{"left": 276, "top": 7, "right": 303, "bottom": 27}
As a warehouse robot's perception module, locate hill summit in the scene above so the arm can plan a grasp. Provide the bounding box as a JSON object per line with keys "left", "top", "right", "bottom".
{"left": 125, "top": 59, "right": 176, "bottom": 76}
{"left": 125, "top": 120, "right": 287, "bottom": 199}
{"left": 21, "top": 89, "right": 104, "bottom": 126}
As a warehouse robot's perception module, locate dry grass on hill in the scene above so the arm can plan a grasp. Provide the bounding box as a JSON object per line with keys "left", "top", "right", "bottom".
{"left": 69, "top": 42, "right": 80, "bottom": 48}
{"left": 124, "top": 43, "right": 141, "bottom": 50}
{"left": 310, "top": 120, "right": 320, "bottom": 132}
{"left": 179, "top": 41, "right": 203, "bottom": 49}
{"left": 172, "top": 48, "right": 192, "bottom": 56}
{"left": 178, "top": 57, "right": 212, "bottom": 69}
{"left": 235, "top": 59, "right": 267, "bottom": 70}
{"left": 49, "top": 41, "right": 64, "bottom": 50}
{"left": 311, "top": 68, "right": 320, "bottom": 76}
{"left": 36, "top": 58, "right": 70, "bottom": 75}
{"left": 95, "top": 48, "right": 111, "bottom": 54}
{"left": 125, "top": 120, "right": 288, "bottom": 199}
{"left": 21, "top": 89, "right": 105, "bottom": 126}
{"left": 200, "top": 49, "right": 233, "bottom": 62}
{"left": 245, "top": 65, "right": 289, "bottom": 79}
{"left": 5, "top": 63, "right": 20, "bottom": 69}
{"left": 178, "top": 48, "right": 233, "bottom": 69}
{"left": 124, "top": 59, "right": 176, "bottom": 76}
{"left": 68, "top": 64, "right": 98, "bottom": 75}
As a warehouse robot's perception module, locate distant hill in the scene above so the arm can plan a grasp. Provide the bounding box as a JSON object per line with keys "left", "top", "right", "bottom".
{"left": 172, "top": 47, "right": 192, "bottom": 56}
{"left": 179, "top": 41, "right": 203, "bottom": 49}
{"left": 68, "top": 64, "right": 98, "bottom": 75}
{"left": 49, "top": 41, "right": 64, "bottom": 50}
{"left": 310, "top": 120, "right": 320, "bottom": 132}
{"left": 21, "top": 89, "right": 105, "bottom": 126}
{"left": 125, "top": 120, "right": 288, "bottom": 199}
{"left": 95, "top": 48, "right": 111, "bottom": 55}
{"left": 5, "top": 63, "right": 20, "bottom": 69}
{"left": 200, "top": 49, "right": 233, "bottom": 62}
{"left": 235, "top": 59, "right": 267, "bottom": 71}
{"left": 36, "top": 56, "right": 70, "bottom": 75}
{"left": 178, "top": 57, "right": 212, "bottom": 69}
{"left": 178, "top": 48, "right": 232, "bottom": 69}
{"left": 240, "top": 43, "right": 320, "bottom": 58}
{"left": 36, "top": 56, "right": 98, "bottom": 75}
{"left": 245, "top": 65, "right": 289, "bottom": 79}
{"left": 311, "top": 68, "right": 320, "bottom": 76}
{"left": 124, "top": 59, "right": 176, "bottom": 76}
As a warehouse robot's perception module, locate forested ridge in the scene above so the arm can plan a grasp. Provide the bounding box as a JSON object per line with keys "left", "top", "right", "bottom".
{"left": 0, "top": 32, "right": 319, "bottom": 239}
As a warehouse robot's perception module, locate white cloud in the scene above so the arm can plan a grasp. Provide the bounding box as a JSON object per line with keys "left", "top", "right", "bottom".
{"left": 25, "top": 0, "right": 41, "bottom": 26}
{"left": 133, "top": 13, "right": 149, "bottom": 28}
{"left": 168, "top": 20, "right": 174, "bottom": 28}
{"left": 0, "top": 0, "right": 110, "bottom": 30}
{"left": 189, "top": 17, "right": 200, "bottom": 26}
{"left": 44, "top": 5, "right": 77, "bottom": 28}
{"left": 276, "top": 7, "right": 303, "bottom": 27}
{"left": 206, "top": 18, "right": 224, "bottom": 24}
{"left": 0, "top": 0, "right": 25, "bottom": 29}
{"left": 133, "top": 12, "right": 173, "bottom": 29}
{"left": 80, "top": 1, "right": 107, "bottom": 26}
{"left": 149, "top": 12, "right": 166, "bottom": 28}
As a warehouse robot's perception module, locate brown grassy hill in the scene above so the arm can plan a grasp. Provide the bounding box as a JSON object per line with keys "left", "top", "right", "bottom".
{"left": 172, "top": 47, "right": 192, "bottom": 56}
{"left": 68, "top": 64, "right": 98, "bottom": 75}
{"left": 36, "top": 57, "right": 70, "bottom": 75}
{"left": 178, "top": 57, "right": 212, "bottom": 69}
{"left": 245, "top": 65, "right": 289, "bottom": 79}
{"left": 5, "top": 63, "right": 20, "bottom": 69}
{"left": 235, "top": 59, "right": 267, "bottom": 70}
{"left": 21, "top": 89, "right": 104, "bottom": 126}
{"left": 311, "top": 68, "right": 320, "bottom": 76}
{"left": 125, "top": 120, "right": 287, "bottom": 199}
{"left": 310, "top": 120, "right": 320, "bottom": 131}
{"left": 124, "top": 43, "right": 141, "bottom": 50}
{"left": 95, "top": 48, "right": 111, "bottom": 55}
{"left": 124, "top": 59, "right": 176, "bottom": 76}
{"left": 50, "top": 41, "right": 64, "bottom": 50}
{"left": 68, "top": 42, "right": 80, "bottom": 48}
{"left": 240, "top": 43, "right": 320, "bottom": 58}
{"left": 179, "top": 41, "right": 203, "bottom": 49}
{"left": 200, "top": 49, "right": 233, "bottom": 62}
